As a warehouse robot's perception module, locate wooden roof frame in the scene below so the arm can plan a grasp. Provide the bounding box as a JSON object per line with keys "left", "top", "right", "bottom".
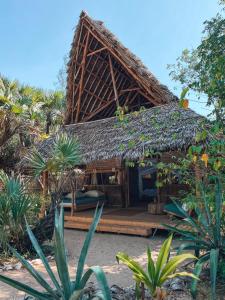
{"left": 65, "top": 11, "right": 178, "bottom": 124}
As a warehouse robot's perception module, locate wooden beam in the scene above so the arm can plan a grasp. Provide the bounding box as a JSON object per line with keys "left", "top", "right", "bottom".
{"left": 79, "top": 51, "right": 127, "bottom": 111}
{"left": 108, "top": 54, "right": 119, "bottom": 106}
{"left": 88, "top": 71, "right": 126, "bottom": 119}
{"left": 75, "top": 31, "right": 90, "bottom": 123}
{"left": 123, "top": 91, "right": 132, "bottom": 107}
{"left": 120, "top": 87, "right": 140, "bottom": 94}
{"left": 71, "top": 25, "right": 86, "bottom": 123}
{"left": 87, "top": 46, "right": 107, "bottom": 57}
{"left": 81, "top": 55, "right": 111, "bottom": 113}
{"left": 73, "top": 82, "right": 107, "bottom": 105}
{"left": 72, "top": 39, "right": 102, "bottom": 116}
{"left": 126, "top": 92, "right": 138, "bottom": 106}
{"left": 138, "top": 90, "right": 160, "bottom": 106}
{"left": 87, "top": 62, "right": 124, "bottom": 114}
{"left": 74, "top": 49, "right": 135, "bottom": 103}
{"left": 84, "top": 76, "right": 126, "bottom": 120}
{"left": 83, "top": 23, "right": 163, "bottom": 106}
{"left": 103, "top": 77, "right": 129, "bottom": 117}
{"left": 83, "top": 98, "right": 116, "bottom": 121}
{"left": 87, "top": 68, "right": 113, "bottom": 114}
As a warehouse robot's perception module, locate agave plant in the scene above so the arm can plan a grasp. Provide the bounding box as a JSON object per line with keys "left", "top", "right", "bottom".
{"left": 164, "top": 180, "right": 225, "bottom": 299}
{"left": 116, "top": 235, "right": 197, "bottom": 299}
{"left": 0, "top": 205, "right": 111, "bottom": 300}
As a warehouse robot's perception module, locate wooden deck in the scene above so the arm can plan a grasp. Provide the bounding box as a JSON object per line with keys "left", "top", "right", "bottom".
{"left": 64, "top": 207, "right": 174, "bottom": 237}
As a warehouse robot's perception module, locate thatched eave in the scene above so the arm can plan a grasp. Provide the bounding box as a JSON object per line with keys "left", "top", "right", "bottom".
{"left": 20, "top": 104, "right": 205, "bottom": 169}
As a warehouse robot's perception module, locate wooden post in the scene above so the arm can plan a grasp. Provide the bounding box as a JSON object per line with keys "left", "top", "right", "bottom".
{"left": 108, "top": 54, "right": 119, "bottom": 106}
{"left": 75, "top": 31, "right": 90, "bottom": 123}
{"left": 124, "top": 166, "right": 130, "bottom": 208}
{"left": 71, "top": 185, "right": 75, "bottom": 216}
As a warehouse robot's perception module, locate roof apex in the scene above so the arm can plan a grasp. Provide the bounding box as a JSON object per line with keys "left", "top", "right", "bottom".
{"left": 65, "top": 11, "right": 178, "bottom": 124}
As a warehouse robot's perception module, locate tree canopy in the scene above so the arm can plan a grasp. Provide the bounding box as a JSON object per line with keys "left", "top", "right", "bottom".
{"left": 168, "top": 4, "right": 225, "bottom": 122}
{"left": 0, "top": 74, "right": 65, "bottom": 169}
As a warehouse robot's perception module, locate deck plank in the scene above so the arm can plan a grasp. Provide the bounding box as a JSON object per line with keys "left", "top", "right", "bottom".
{"left": 64, "top": 207, "right": 174, "bottom": 236}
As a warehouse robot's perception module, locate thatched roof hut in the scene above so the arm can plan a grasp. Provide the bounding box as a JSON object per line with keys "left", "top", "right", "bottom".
{"left": 65, "top": 11, "right": 178, "bottom": 124}
{"left": 17, "top": 12, "right": 213, "bottom": 231}
{"left": 30, "top": 104, "right": 204, "bottom": 165}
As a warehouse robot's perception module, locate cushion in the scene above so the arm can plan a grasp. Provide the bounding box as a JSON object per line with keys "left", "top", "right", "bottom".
{"left": 62, "top": 195, "right": 106, "bottom": 205}
{"left": 84, "top": 190, "right": 104, "bottom": 198}
{"left": 66, "top": 191, "right": 86, "bottom": 199}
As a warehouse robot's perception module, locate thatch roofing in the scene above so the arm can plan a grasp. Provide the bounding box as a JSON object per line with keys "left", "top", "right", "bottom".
{"left": 65, "top": 11, "right": 178, "bottom": 124}
{"left": 32, "top": 104, "right": 204, "bottom": 165}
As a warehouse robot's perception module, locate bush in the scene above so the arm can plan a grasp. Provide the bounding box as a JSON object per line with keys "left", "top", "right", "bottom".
{"left": 165, "top": 180, "right": 225, "bottom": 299}
{"left": 0, "top": 170, "right": 40, "bottom": 253}
{"left": 116, "top": 235, "right": 197, "bottom": 299}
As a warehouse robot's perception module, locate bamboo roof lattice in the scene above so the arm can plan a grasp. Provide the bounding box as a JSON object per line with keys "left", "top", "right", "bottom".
{"left": 65, "top": 11, "right": 178, "bottom": 124}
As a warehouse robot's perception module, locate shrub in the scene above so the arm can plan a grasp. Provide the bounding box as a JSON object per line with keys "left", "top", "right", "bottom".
{"left": 0, "top": 170, "right": 40, "bottom": 253}
{"left": 0, "top": 205, "right": 111, "bottom": 300}
{"left": 116, "top": 235, "right": 197, "bottom": 299}
{"left": 165, "top": 180, "right": 225, "bottom": 299}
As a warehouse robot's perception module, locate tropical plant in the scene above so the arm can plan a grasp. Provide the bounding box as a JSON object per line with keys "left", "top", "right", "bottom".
{"left": 0, "top": 205, "right": 111, "bottom": 300}
{"left": 0, "top": 170, "right": 40, "bottom": 252}
{"left": 116, "top": 235, "right": 197, "bottom": 299}
{"left": 27, "top": 133, "right": 80, "bottom": 203}
{"left": 0, "top": 74, "right": 66, "bottom": 173}
{"left": 164, "top": 180, "right": 225, "bottom": 299}
{"left": 168, "top": 2, "right": 225, "bottom": 121}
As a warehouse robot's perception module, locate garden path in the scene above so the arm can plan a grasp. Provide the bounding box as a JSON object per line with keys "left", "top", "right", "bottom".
{"left": 0, "top": 230, "right": 177, "bottom": 299}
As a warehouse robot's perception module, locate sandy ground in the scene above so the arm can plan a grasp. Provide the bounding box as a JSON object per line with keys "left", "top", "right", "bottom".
{"left": 0, "top": 229, "right": 178, "bottom": 300}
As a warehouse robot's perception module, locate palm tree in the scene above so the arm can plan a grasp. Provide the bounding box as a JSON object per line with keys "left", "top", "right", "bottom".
{"left": 41, "top": 91, "right": 65, "bottom": 134}
{"left": 0, "top": 76, "right": 65, "bottom": 169}
{"left": 0, "top": 76, "right": 25, "bottom": 148}
{"left": 25, "top": 133, "right": 81, "bottom": 243}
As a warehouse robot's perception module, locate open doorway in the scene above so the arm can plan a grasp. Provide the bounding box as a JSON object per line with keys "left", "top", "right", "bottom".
{"left": 128, "top": 163, "right": 157, "bottom": 208}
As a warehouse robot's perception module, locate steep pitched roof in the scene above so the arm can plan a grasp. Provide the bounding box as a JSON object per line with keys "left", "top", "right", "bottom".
{"left": 29, "top": 104, "right": 204, "bottom": 166}
{"left": 65, "top": 11, "right": 178, "bottom": 124}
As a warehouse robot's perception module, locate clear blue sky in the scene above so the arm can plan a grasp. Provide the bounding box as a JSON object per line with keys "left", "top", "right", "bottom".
{"left": 0, "top": 0, "right": 222, "bottom": 116}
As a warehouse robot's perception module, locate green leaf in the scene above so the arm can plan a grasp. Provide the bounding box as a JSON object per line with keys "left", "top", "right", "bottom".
{"left": 116, "top": 252, "right": 150, "bottom": 285}
{"left": 190, "top": 254, "right": 210, "bottom": 299}
{"left": 11, "top": 104, "right": 23, "bottom": 114}
{"left": 215, "top": 181, "right": 222, "bottom": 244}
{"left": 25, "top": 220, "right": 62, "bottom": 296}
{"left": 8, "top": 246, "right": 59, "bottom": 299}
{"left": 180, "top": 87, "right": 189, "bottom": 100}
{"left": 155, "top": 235, "right": 173, "bottom": 281}
{"left": 177, "top": 242, "right": 207, "bottom": 255}
{"left": 27, "top": 150, "right": 46, "bottom": 177}
{"left": 79, "top": 266, "right": 111, "bottom": 300}
{"left": 147, "top": 248, "right": 155, "bottom": 283}
{"left": 74, "top": 205, "right": 103, "bottom": 289}
{"left": 210, "top": 249, "right": 219, "bottom": 300}
{"left": 160, "top": 253, "right": 197, "bottom": 284}
{"left": 0, "top": 275, "right": 50, "bottom": 300}
{"left": 54, "top": 208, "right": 72, "bottom": 299}
{"left": 167, "top": 271, "right": 198, "bottom": 280}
